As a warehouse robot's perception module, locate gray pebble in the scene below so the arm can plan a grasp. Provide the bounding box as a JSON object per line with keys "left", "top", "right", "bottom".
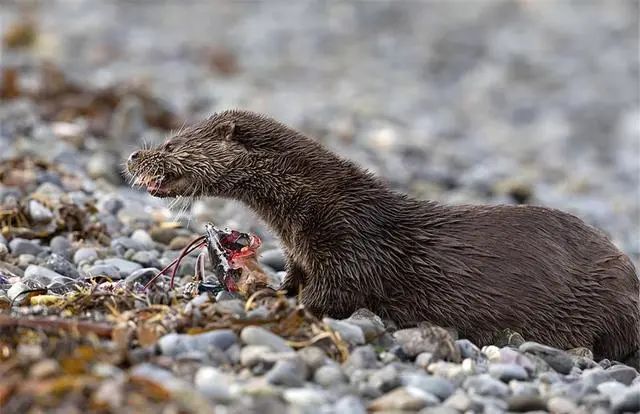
{"left": 194, "top": 366, "right": 232, "bottom": 401}
{"left": 44, "top": 254, "right": 80, "bottom": 278}
{"left": 27, "top": 199, "right": 54, "bottom": 223}
{"left": 110, "top": 237, "right": 145, "bottom": 255}
{"left": 345, "top": 345, "right": 379, "bottom": 370}
{"left": 100, "top": 258, "right": 142, "bottom": 277}
{"left": 73, "top": 247, "right": 98, "bottom": 264}
{"left": 18, "top": 254, "right": 37, "bottom": 268}
{"left": 23, "top": 265, "right": 66, "bottom": 285}
{"left": 259, "top": 248, "right": 286, "bottom": 271}
{"left": 611, "top": 384, "right": 640, "bottom": 413}
{"left": 606, "top": 364, "right": 638, "bottom": 385}
{"left": 345, "top": 308, "right": 386, "bottom": 342}
{"left": 324, "top": 317, "right": 365, "bottom": 345}
{"left": 394, "top": 324, "right": 459, "bottom": 361}
{"left": 442, "top": 390, "right": 473, "bottom": 412}
{"left": 456, "top": 339, "right": 483, "bottom": 360}
{"left": 282, "top": 388, "right": 328, "bottom": 407}
{"left": 130, "top": 229, "right": 155, "bottom": 249}
{"left": 9, "top": 238, "right": 43, "bottom": 257}
{"left": 266, "top": 358, "right": 307, "bottom": 387}
{"left": 240, "top": 345, "right": 274, "bottom": 367}
{"left": 403, "top": 373, "right": 455, "bottom": 401}
{"left": 7, "top": 282, "right": 30, "bottom": 304}
{"left": 86, "top": 264, "right": 121, "bottom": 280}
{"left": 314, "top": 364, "right": 346, "bottom": 387}
{"left": 489, "top": 363, "right": 529, "bottom": 382}
{"left": 158, "top": 330, "right": 237, "bottom": 357}
{"left": 297, "top": 346, "right": 328, "bottom": 371}
{"left": 463, "top": 374, "right": 510, "bottom": 398}
{"left": 240, "top": 326, "right": 294, "bottom": 353}
{"left": 519, "top": 342, "right": 574, "bottom": 374}
{"left": 125, "top": 268, "right": 160, "bottom": 288}
{"left": 130, "top": 251, "right": 160, "bottom": 268}
{"left": 597, "top": 380, "right": 628, "bottom": 399}
{"left": 49, "top": 236, "right": 72, "bottom": 260}
{"left": 334, "top": 395, "right": 366, "bottom": 414}
{"left": 368, "top": 364, "right": 401, "bottom": 393}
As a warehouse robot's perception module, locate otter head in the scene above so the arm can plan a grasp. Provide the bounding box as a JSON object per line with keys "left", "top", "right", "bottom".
{"left": 126, "top": 110, "right": 307, "bottom": 199}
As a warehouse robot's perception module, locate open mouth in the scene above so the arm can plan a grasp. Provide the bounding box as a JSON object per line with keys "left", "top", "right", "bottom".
{"left": 134, "top": 174, "right": 175, "bottom": 197}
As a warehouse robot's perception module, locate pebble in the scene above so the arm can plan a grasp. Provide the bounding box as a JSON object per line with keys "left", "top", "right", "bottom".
{"left": 345, "top": 345, "right": 379, "bottom": 370}
{"left": 606, "top": 364, "right": 638, "bottom": 385}
{"left": 394, "top": 325, "right": 460, "bottom": 361}
{"left": 124, "top": 268, "right": 160, "bottom": 288}
{"left": 194, "top": 367, "right": 232, "bottom": 401}
{"left": 456, "top": 339, "right": 483, "bottom": 360}
{"left": 130, "top": 251, "right": 160, "bottom": 268}
{"left": 489, "top": 363, "right": 529, "bottom": 381}
{"left": 27, "top": 199, "right": 54, "bottom": 223}
{"left": 86, "top": 264, "right": 121, "bottom": 280}
{"left": 240, "top": 326, "right": 294, "bottom": 353}
{"left": 130, "top": 229, "right": 155, "bottom": 249}
{"left": 519, "top": 342, "right": 574, "bottom": 374}
{"left": 9, "top": 238, "right": 43, "bottom": 256}
{"left": 443, "top": 390, "right": 473, "bottom": 412}
{"left": 334, "top": 395, "right": 367, "bottom": 414}
{"left": 44, "top": 254, "right": 80, "bottom": 278}
{"left": 7, "top": 282, "right": 30, "bottom": 304}
{"left": 158, "top": 330, "right": 237, "bottom": 357}
{"left": 49, "top": 236, "right": 72, "bottom": 259}
{"left": 258, "top": 248, "right": 286, "bottom": 271}
{"left": 313, "top": 364, "right": 346, "bottom": 387}
{"left": 324, "top": 317, "right": 365, "bottom": 345}
{"left": 463, "top": 374, "right": 510, "bottom": 398}
{"left": 297, "top": 346, "right": 328, "bottom": 371}
{"left": 73, "top": 247, "right": 98, "bottom": 264}
{"left": 368, "top": 387, "right": 432, "bottom": 411}
{"left": 99, "top": 258, "right": 143, "bottom": 276}
{"left": 23, "top": 265, "right": 66, "bottom": 285}
{"left": 402, "top": 373, "right": 455, "bottom": 401}
{"left": 345, "top": 308, "right": 386, "bottom": 341}
{"left": 507, "top": 394, "right": 547, "bottom": 412}
{"left": 611, "top": 384, "right": 640, "bottom": 413}
{"left": 282, "top": 388, "right": 328, "bottom": 407}
{"left": 266, "top": 358, "right": 307, "bottom": 387}
{"left": 546, "top": 396, "right": 579, "bottom": 414}
{"left": 368, "top": 364, "right": 401, "bottom": 393}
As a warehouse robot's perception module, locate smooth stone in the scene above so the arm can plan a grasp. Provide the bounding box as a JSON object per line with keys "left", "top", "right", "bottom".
{"left": 606, "top": 364, "right": 638, "bottom": 385}
{"left": 463, "top": 374, "right": 510, "bottom": 398}
{"left": 130, "top": 229, "right": 155, "bottom": 249}
{"left": 297, "top": 346, "right": 328, "bottom": 371}
{"left": 149, "top": 226, "right": 180, "bottom": 245}
{"left": 215, "top": 291, "right": 239, "bottom": 301}
{"left": 100, "top": 196, "right": 124, "bottom": 215}
{"left": 44, "top": 254, "right": 80, "bottom": 278}
{"left": 394, "top": 324, "right": 460, "bottom": 361}
{"left": 258, "top": 248, "right": 286, "bottom": 271}
{"left": 49, "top": 236, "right": 72, "bottom": 259}
{"left": 125, "top": 268, "right": 160, "bottom": 288}
{"left": 110, "top": 237, "right": 145, "bottom": 254}
{"left": 240, "top": 345, "right": 275, "bottom": 367}
{"left": 368, "top": 387, "right": 430, "bottom": 411}
{"left": 214, "top": 299, "right": 245, "bottom": 316}
{"left": 313, "top": 364, "right": 346, "bottom": 387}
{"left": 507, "top": 395, "right": 547, "bottom": 412}
{"left": 546, "top": 396, "right": 578, "bottom": 414}
{"left": 597, "top": 380, "right": 628, "bottom": 399}
{"left": 28, "top": 199, "right": 53, "bottom": 223}
{"left": 489, "top": 363, "right": 529, "bottom": 381}
{"left": 282, "top": 388, "right": 328, "bottom": 407}
{"left": 456, "top": 339, "right": 483, "bottom": 360}
{"left": 9, "top": 238, "right": 43, "bottom": 256}
{"left": 86, "top": 264, "right": 121, "bottom": 280}
{"left": 18, "top": 254, "right": 36, "bottom": 268}
{"left": 611, "top": 385, "right": 640, "bottom": 413}
{"left": 130, "top": 251, "right": 160, "bottom": 268}
{"left": 23, "top": 265, "right": 66, "bottom": 285}
{"left": 345, "top": 308, "right": 386, "bottom": 341}
{"left": 402, "top": 373, "right": 455, "bottom": 401}
{"left": 158, "top": 330, "right": 237, "bottom": 356}
{"left": 581, "top": 367, "right": 611, "bottom": 390}
{"left": 345, "top": 345, "right": 379, "bottom": 370}
{"left": 73, "top": 247, "right": 98, "bottom": 264}
{"left": 324, "top": 317, "right": 365, "bottom": 345}
{"left": 194, "top": 367, "right": 232, "bottom": 401}
{"left": 415, "top": 352, "right": 436, "bottom": 369}
{"left": 442, "top": 390, "right": 473, "bottom": 412}
{"left": 498, "top": 347, "right": 535, "bottom": 372}
{"left": 7, "top": 282, "right": 29, "bottom": 303}
{"left": 265, "top": 358, "right": 307, "bottom": 387}
{"left": 240, "top": 326, "right": 294, "bottom": 353}
{"left": 420, "top": 407, "right": 461, "bottom": 414}
{"left": 100, "top": 258, "right": 142, "bottom": 277}
{"left": 369, "top": 365, "right": 401, "bottom": 393}
{"left": 47, "top": 276, "right": 78, "bottom": 294}
{"left": 334, "top": 395, "right": 366, "bottom": 414}
{"left": 519, "top": 342, "right": 574, "bottom": 374}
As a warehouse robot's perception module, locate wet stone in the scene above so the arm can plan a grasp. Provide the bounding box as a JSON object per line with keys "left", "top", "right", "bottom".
{"left": 44, "top": 254, "right": 80, "bottom": 278}
{"left": 9, "top": 238, "right": 44, "bottom": 256}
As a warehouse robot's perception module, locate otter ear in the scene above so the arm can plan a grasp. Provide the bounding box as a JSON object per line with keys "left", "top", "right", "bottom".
{"left": 217, "top": 121, "right": 236, "bottom": 141}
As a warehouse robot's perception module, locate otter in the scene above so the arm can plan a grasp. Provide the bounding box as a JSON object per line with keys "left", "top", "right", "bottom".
{"left": 127, "top": 109, "right": 640, "bottom": 364}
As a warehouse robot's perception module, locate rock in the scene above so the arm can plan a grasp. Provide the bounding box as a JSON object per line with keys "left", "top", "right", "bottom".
{"left": 149, "top": 226, "right": 180, "bottom": 245}
{"left": 443, "top": 391, "right": 473, "bottom": 412}
{"left": 415, "top": 352, "right": 436, "bottom": 369}
{"left": 369, "top": 365, "right": 401, "bottom": 393}
{"left": 240, "top": 345, "right": 275, "bottom": 368}
{"left": 456, "top": 339, "right": 482, "bottom": 360}
{"left": 402, "top": 373, "right": 455, "bottom": 401}
{"left": 394, "top": 324, "right": 460, "bottom": 361}
{"left": 158, "top": 330, "right": 237, "bottom": 356}
{"left": 313, "top": 364, "right": 346, "bottom": 387}
{"left": 498, "top": 347, "right": 535, "bottom": 372}
{"left": 73, "top": 247, "right": 98, "bottom": 264}
{"left": 87, "top": 152, "right": 120, "bottom": 184}
{"left": 345, "top": 308, "right": 386, "bottom": 341}
{"left": 492, "top": 329, "right": 525, "bottom": 348}
{"left": 7, "top": 282, "right": 29, "bottom": 305}
{"left": 334, "top": 395, "right": 366, "bottom": 414}
{"left": 194, "top": 367, "right": 232, "bottom": 401}
{"left": 110, "top": 237, "right": 146, "bottom": 254}
{"left": 44, "top": 254, "right": 80, "bottom": 278}
{"left": 463, "top": 374, "right": 510, "bottom": 398}
{"left": 240, "top": 326, "right": 294, "bottom": 353}
{"left": 27, "top": 199, "right": 53, "bottom": 223}
{"left": 86, "top": 264, "right": 121, "bottom": 280}
{"left": 368, "top": 387, "right": 431, "bottom": 411}
{"left": 168, "top": 236, "right": 192, "bottom": 250}
{"left": 597, "top": 380, "right": 628, "bottom": 399}
{"left": 23, "top": 265, "right": 66, "bottom": 285}
{"left": 611, "top": 384, "right": 640, "bottom": 413}
{"left": 130, "top": 251, "right": 160, "bottom": 268}
{"left": 99, "top": 258, "right": 143, "bottom": 277}
{"left": 606, "top": 364, "right": 638, "bottom": 385}
{"left": 547, "top": 396, "right": 578, "bottom": 414}
{"left": 18, "top": 254, "right": 37, "bottom": 268}
{"left": 258, "top": 248, "right": 286, "bottom": 271}
{"left": 130, "top": 229, "right": 155, "bottom": 249}
{"left": 345, "top": 345, "right": 379, "bottom": 370}
{"left": 125, "top": 268, "right": 160, "bottom": 288}
{"left": 49, "top": 236, "right": 72, "bottom": 259}
{"left": 489, "top": 363, "right": 529, "bottom": 381}
{"left": 324, "top": 317, "right": 365, "bottom": 345}
{"left": 282, "top": 388, "right": 328, "bottom": 407}
{"left": 519, "top": 342, "right": 574, "bottom": 374}
{"left": 266, "top": 358, "right": 307, "bottom": 387}
{"left": 214, "top": 299, "right": 245, "bottom": 316}
{"left": 297, "top": 346, "right": 328, "bottom": 371}
{"left": 9, "top": 238, "right": 43, "bottom": 256}
{"left": 99, "top": 196, "right": 124, "bottom": 215}
{"left": 29, "top": 358, "right": 61, "bottom": 379}
{"left": 581, "top": 367, "right": 611, "bottom": 390}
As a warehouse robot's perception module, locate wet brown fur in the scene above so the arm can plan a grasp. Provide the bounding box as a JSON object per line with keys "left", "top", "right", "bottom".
{"left": 127, "top": 110, "right": 640, "bottom": 364}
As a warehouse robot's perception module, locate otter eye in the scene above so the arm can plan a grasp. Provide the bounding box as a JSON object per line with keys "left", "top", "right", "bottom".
{"left": 163, "top": 143, "right": 175, "bottom": 152}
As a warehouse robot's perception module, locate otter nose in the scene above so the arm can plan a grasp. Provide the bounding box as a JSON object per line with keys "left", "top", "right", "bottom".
{"left": 128, "top": 150, "right": 141, "bottom": 164}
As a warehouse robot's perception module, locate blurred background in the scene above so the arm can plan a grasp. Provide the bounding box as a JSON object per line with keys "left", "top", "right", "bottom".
{"left": 1, "top": 0, "right": 638, "bottom": 261}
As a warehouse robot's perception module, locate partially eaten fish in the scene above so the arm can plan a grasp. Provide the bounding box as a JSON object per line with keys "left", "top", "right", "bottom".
{"left": 145, "top": 222, "right": 263, "bottom": 293}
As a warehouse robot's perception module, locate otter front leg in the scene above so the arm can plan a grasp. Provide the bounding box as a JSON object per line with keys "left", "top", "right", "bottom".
{"left": 280, "top": 259, "right": 306, "bottom": 297}
{"left": 302, "top": 282, "right": 361, "bottom": 319}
